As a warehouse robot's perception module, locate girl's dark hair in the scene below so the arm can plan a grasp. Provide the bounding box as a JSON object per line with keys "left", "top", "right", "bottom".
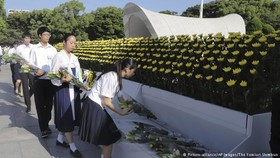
{"left": 63, "top": 33, "right": 75, "bottom": 42}
{"left": 37, "top": 26, "right": 51, "bottom": 36}
{"left": 97, "top": 58, "right": 136, "bottom": 90}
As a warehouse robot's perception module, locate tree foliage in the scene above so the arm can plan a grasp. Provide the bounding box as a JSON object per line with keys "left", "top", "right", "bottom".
{"left": 87, "top": 6, "right": 124, "bottom": 40}
{"left": 0, "top": 0, "right": 280, "bottom": 45}
{"left": 182, "top": 0, "right": 280, "bottom": 34}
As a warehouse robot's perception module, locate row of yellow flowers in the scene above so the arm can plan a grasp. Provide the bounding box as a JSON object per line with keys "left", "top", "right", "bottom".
{"left": 55, "top": 30, "right": 280, "bottom": 114}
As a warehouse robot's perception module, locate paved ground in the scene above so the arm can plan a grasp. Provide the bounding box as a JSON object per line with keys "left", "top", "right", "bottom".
{"left": 0, "top": 63, "right": 160, "bottom": 158}
{"left": 0, "top": 64, "right": 103, "bottom": 158}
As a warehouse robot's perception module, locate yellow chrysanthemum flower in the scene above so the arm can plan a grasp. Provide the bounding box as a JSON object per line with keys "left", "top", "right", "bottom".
{"left": 260, "top": 51, "right": 267, "bottom": 56}
{"left": 152, "top": 67, "right": 157, "bottom": 72}
{"left": 238, "top": 59, "right": 247, "bottom": 66}
{"left": 252, "top": 43, "right": 261, "bottom": 48}
{"left": 186, "top": 62, "right": 192, "bottom": 67}
{"left": 221, "top": 50, "right": 229, "bottom": 55}
{"left": 223, "top": 67, "right": 231, "bottom": 72}
{"left": 244, "top": 38, "right": 252, "bottom": 44}
{"left": 187, "top": 73, "right": 193, "bottom": 77}
{"left": 159, "top": 68, "right": 165, "bottom": 72}
{"left": 215, "top": 77, "right": 223, "bottom": 82}
{"left": 195, "top": 50, "right": 202, "bottom": 54}
{"left": 258, "top": 36, "right": 267, "bottom": 43}
{"left": 207, "top": 57, "right": 214, "bottom": 61}
{"left": 165, "top": 69, "right": 171, "bottom": 74}
{"left": 245, "top": 51, "right": 254, "bottom": 57}
{"left": 203, "top": 50, "right": 210, "bottom": 55}
{"left": 232, "top": 50, "right": 240, "bottom": 55}
{"left": 173, "top": 70, "right": 180, "bottom": 74}
{"left": 252, "top": 60, "right": 259, "bottom": 65}
{"left": 200, "top": 57, "right": 205, "bottom": 61}
{"left": 203, "top": 64, "right": 210, "bottom": 69}
{"left": 250, "top": 69, "right": 257, "bottom": 74}
{"left": 180, "top": 71, "right": 186, "bottom": 76}
{"left": 143, "top": 65, "right": 147, "bottom": 69}
{"left": 183, "top": 56, "right": 189, "bottom": 60}
{"left": 227, "top": 58, "right": 236, "bottom": 63}
{"left": 166, "top": 61, "right": 171, "bottom": 65}
{"left": 226, "top": 79, "right": 236, "bottom": 86}
{"left": 206, "top": 76, "right": 213, "bottom": 80}
{"left": 238, "top": 44, "right": 245, "bottom": 48}
{"left": 194, "top": 63, "right": 200, "bottom": 67}
{"left": 217, "top": 57, "right": 224, "bottom": 61}
{"left": 211, "top": 65, "right": 217, "bottom": 70}
{"left": 268, "top": 43, "right": 275, "bottom": 48}
{"left": 240, "top": 80, "right": 247, "bottom": 87}
{"left": 195, "top": 74, "right": 202, "bottom": 79}
{"left": 227, "top": 43, "right": 234, "bottom": 48}
{"left": 233, "top": 68, "right": 242, "bottom": 74}
{"left": 213, "top": 50, "right": 220, "bottom": 54}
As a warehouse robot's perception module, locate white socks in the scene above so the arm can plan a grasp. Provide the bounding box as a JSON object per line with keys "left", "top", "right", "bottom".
{"left": 70, "top": 143, "right": 77, "bottom": 151}
{"left": 57, "top": 133, "right": 64, "bottom": 143}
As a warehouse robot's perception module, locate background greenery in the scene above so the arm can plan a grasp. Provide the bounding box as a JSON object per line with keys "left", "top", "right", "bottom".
{"left": 0, "top": 0, "right": 280, "bottom": 45}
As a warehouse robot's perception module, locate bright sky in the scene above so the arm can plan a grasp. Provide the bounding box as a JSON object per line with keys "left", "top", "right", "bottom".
{"left": 5, "top": 0, "right": 214, "bottom": 14}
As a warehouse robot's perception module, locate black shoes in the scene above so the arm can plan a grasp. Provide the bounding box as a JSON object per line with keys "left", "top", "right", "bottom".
{"left": 41, "top": 131, "right": 49, "bottom": 138}
{"left": 70, "top": 149, "right": 82, "bottom": 158}
{"left": 56, "top": 140, "right": 69, "bottom": 148}
{"left": 26, "top": 106, "right": 31, "bottom": 113}
{"left": 41, "top": 128, "right": 52, "bottom": 138}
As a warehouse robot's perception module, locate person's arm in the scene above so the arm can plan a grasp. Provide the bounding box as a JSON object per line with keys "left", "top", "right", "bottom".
{"left": 102, "top": 97, "right": 131, "bottom": 116}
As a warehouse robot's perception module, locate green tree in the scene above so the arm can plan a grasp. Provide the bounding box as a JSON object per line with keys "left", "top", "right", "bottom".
{"left": 159, "top": 10, "right": 178, "bottom": 15}
{"left": 182, "top": 0, "right": 280, "bottom": 34}
{"left": 6, "top": 12, "right": 30, "bottom": 32}
{"left": 87, "top": 6, "right": 124, "bottom": 40}
{"left": 50, "top": 0, "right": 86, "bottom": 43}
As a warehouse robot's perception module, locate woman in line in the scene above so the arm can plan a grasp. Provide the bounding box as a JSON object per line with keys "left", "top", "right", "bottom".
{"left": 79, "top": 58, "right": 136, "bottom": 158}
{"left": 51, "top": 33, "right": 82, "bottom": 158}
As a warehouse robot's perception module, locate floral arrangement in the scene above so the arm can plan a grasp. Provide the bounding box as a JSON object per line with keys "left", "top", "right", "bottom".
{"left": 1, "top": 53, "right": 27, "bottom": 64}
{"left": 126, "top": 121, "right": 219, "bottom": 158}
{"left": 47, "top": 67, "right": 90, "bottom": 91}
{"left": 118, "top": 99, "right": 157, "bottom": 119}
{"left": 67, "top": 30, "right": 280, "bottom": 115}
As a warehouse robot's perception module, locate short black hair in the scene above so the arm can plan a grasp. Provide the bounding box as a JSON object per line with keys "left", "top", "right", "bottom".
{"left": 22, "top": 32, "right": 31, "bottom": 38}
{"left": 37, "top": 26, "right": 51, "bottom": 36}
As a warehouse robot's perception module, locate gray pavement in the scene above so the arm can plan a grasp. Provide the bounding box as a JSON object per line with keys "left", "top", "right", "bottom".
{"left": 0, "top": 64, "right": 101, "bottom": 158}
{"left": 0, "top": 63, "right": 159, "bottom": 158}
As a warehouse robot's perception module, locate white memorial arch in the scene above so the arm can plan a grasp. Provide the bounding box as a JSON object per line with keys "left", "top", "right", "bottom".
{"left": 123, "top": 2, "right": 246, "bottom": 38}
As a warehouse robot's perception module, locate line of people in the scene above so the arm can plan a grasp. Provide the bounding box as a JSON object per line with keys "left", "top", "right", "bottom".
{"left": 6, "top": 26, "right": 137, "bottom": 158}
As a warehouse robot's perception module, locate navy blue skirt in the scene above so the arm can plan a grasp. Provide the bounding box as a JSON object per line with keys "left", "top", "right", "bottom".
{"left": 79, "top": 97, "right": 121, "bottom": 146}
{"left": 54, "top": 83, "right": 81, "bottom": 132}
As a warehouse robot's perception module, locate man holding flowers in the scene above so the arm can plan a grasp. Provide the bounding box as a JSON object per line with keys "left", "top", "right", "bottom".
{"left": 16, "top": 32, "right": 34, "bottom": 113}
{"left": 29, "top": 26, "right": 57, "bottom": 138}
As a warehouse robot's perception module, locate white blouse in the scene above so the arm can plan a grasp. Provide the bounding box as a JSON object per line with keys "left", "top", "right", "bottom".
{"left": 51, "top": 49, "right": 82, "bottom": 86}
{"left": 87, "top": 71, "right": 120, "bottom": 109}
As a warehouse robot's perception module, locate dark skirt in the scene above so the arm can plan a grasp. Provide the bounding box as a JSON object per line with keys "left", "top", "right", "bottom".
{"left": 79, "top": 97, "right": 121, "bottom": 146}
{"left": 54, "top": 83, "right": 81, "bottom": 132}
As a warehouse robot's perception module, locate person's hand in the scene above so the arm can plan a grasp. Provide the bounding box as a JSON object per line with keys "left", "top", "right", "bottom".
{"left": 118, "top": 108, "right": 133, "bottom": 116}
{"left": 34, "top": 69, "right": 45, "bottom": 76}
{"left": 61, "top": 74, "right": 72, "bottom": 83}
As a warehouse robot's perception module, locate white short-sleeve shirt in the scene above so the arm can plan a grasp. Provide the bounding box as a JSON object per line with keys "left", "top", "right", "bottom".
{"left": 87, "top": 71, "right": 119, "bottom": 108}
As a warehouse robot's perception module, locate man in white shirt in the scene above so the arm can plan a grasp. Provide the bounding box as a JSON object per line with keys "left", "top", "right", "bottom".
{"left": 16, "top": 32, "right": 34, "bottom": 113}
{"left": 29, "top": 26, "right": 57, "bottom": 138}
